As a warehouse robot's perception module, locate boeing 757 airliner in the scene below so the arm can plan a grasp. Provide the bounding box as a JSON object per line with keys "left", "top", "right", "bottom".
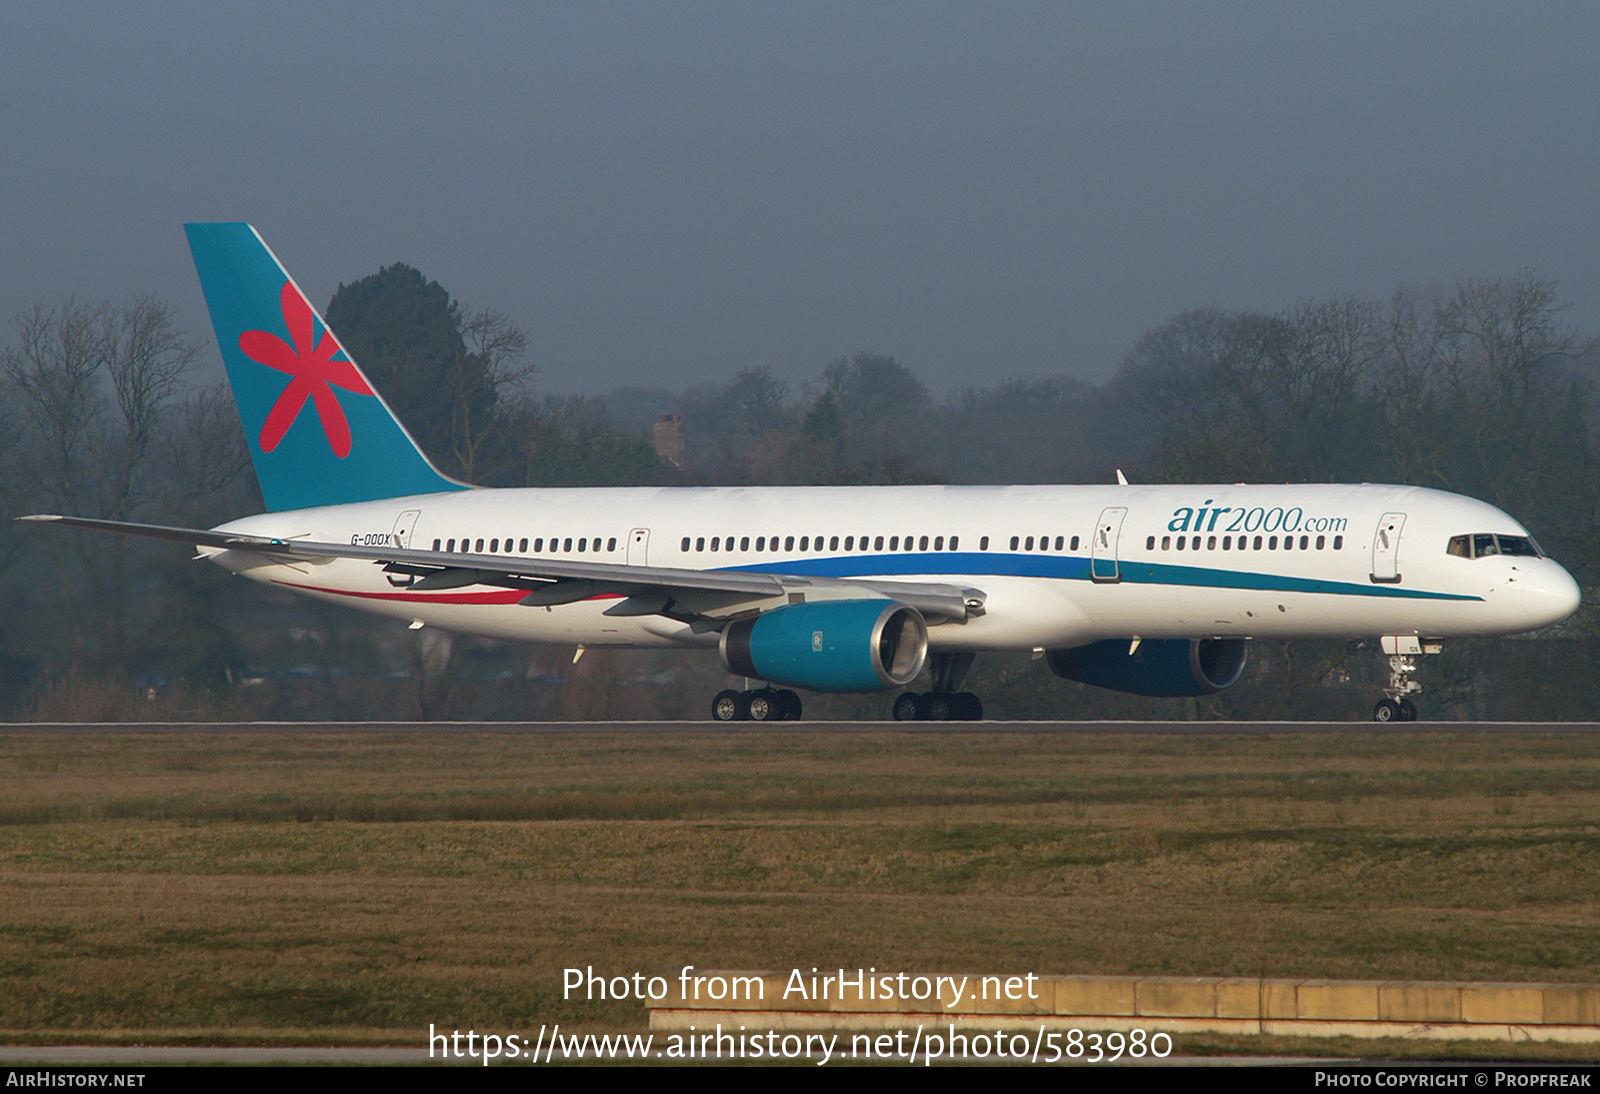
{"left": 23, "top": 225, "right": 1583, "bottom": 721}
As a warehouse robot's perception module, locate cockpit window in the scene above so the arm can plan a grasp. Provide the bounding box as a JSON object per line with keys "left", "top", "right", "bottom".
{"left": 1449, "top": 533, "right": 1542, "bottom": 559}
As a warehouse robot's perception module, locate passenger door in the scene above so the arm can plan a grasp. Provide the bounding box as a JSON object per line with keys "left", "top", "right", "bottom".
{"left": 628, "top": 527, "right": 650, "bottom": 566}
{"left": 1091, "top": 507, "right": 1127, "bottom": 582}
{"left": 1370, "top": 512, "right": 1406, "bottom": 583}
{"left": 390, "top": 509, "right": 421, "bottom": 549}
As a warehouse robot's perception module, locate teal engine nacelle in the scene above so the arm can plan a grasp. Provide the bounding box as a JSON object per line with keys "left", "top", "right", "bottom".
{"left": 719, "top": 599, "right": 929, "bottom": 692}
{"left": 1046, "top": 637, "right": 1248, "bottom": 697}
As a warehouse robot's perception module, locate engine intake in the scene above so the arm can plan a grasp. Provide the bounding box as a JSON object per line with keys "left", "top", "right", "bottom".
{"left": 1046, "top": 637, "right": 1248, "bottom": 697}
{"left": 720, "top": 599, "right": 928, "bottom": 692}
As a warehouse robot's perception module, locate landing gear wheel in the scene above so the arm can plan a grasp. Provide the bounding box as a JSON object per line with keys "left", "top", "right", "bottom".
{"left": 777, "top": 690, "right": 802, "bottom": 721}
{"left": 744, "top": 689, "right": 778, "bottom": 722}
{"left": 954, "top": 692, "right": 983, "bottom": 721}
{"left": 1399, "top": 698, "right": 1418, "bottom": 722}
{"left": 925, "top": 693, "right": 952, "bottom": 721}
{"left": 1373, "top": 699, "right": 1402, "bottom": 723}
{"left": 892, "top": 692, "right": 924, "bottom": 722}
{"left": 712, "top": 689, "right": 743, "bottom": 722}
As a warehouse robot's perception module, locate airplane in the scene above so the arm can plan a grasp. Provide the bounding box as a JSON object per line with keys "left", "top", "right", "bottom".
{"left": 21, "top": 224, "right": 1583, "bottom": 722}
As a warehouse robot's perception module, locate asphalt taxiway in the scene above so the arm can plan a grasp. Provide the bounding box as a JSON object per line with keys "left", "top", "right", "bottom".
{"left": 1, "top": 720, "right": 1596, "bottom": 734}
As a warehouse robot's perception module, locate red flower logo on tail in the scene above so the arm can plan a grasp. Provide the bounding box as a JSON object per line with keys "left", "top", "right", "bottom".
{"left": 239, "top": 282, "right": 375, "bottom": 458}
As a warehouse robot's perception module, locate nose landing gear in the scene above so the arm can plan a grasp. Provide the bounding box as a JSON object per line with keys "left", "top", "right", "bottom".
{"left": 1371, "top": 636, "right": 1439, "bottom": 722}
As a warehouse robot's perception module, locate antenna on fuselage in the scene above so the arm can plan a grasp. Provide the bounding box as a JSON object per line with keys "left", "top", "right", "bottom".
{"left": 1115, "top": 469, "right": 1130, "bottom": 485}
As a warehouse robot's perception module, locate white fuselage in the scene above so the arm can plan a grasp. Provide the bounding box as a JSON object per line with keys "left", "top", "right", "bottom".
{"left": 208, "top": 482, "right": 1580, "bottom": 652}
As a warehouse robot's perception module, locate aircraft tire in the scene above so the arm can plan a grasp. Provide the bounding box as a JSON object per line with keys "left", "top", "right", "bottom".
{"left": 712, "top": 689, "right": 744, "bottom": 722}
{"left": 777, "top": 690, "right": 802, "bottom": 721}
{"left": 1399, "top": 698, "right": 1418, "bottom": 721}
{"left": 955, "top": 692, "right": 983, "bottom": 721}
{"left": 745, "top": 689, "right": 779, "bottom": 722}
{"left": 1373, "top": 699, "right": 1402, "bottom": 722}
{"left": 892, "top": 692, "right": 923, "bottom": 721}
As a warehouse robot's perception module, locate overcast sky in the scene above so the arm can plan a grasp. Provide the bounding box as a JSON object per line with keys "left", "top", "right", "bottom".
{"left": 3, "top": 2, "right": 1596, "bottom": 395}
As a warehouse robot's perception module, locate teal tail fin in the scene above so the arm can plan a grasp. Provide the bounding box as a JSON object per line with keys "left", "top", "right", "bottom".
{"left": 184, "top": 223, "right": 468, "bottom": 511}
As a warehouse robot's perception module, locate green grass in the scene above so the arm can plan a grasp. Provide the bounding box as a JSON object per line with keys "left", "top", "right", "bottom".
{"left": 0, "top": 729, "right": 1598, "bottom": 1057}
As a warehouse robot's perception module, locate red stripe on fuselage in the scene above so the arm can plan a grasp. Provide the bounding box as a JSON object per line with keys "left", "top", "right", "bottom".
{"left": 272, "top": 580, "right": 623, "bottom": 605}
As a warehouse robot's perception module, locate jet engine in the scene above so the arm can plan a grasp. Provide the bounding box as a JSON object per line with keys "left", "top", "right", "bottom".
{"left": 1046, "top": 637, "right": 1248, "bottom": 697}
{"left": 720, "top": 599, "right": 928, "bottom": 692}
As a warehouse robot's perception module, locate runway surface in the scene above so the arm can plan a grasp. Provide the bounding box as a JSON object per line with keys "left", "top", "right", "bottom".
{"left": 2, "top": 719, "right": 1598, "bottom": 734}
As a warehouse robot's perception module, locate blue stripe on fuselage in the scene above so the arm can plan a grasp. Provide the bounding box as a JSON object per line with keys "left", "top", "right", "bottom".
{"left": 720, "top": 551, "right": 1481, "bottom": 601}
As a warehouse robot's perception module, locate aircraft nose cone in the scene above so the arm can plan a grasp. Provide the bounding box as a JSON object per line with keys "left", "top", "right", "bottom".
{"left": 1525, "top": 561, "right": 1581, "bottom": 628}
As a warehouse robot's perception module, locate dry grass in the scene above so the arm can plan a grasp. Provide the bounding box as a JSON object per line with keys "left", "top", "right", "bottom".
{"left": 1, "top": 729, "right": 1598, "bottom": 1054}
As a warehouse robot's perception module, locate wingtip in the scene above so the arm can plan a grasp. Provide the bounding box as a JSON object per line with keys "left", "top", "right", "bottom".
{"left": 16, "top": 514, "right": 62, "bottom": 523}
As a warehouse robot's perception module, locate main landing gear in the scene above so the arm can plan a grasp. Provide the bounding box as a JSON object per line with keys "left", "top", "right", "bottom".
{"left": 1371, "top": 636, "right": 1438, "bottom": 722}
{"left": 711, "top": 687, "right": 802, "bottom": 722}
{"left": 892, "top": 652, "right": 984, "bottom": 722}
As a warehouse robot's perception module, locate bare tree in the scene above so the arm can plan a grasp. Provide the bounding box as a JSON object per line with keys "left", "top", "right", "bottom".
{"left": 1, "top": 297, "right": 204, "bottom": 665}
{"left": 452, "top": 306, "right": 534, "bottom": 482}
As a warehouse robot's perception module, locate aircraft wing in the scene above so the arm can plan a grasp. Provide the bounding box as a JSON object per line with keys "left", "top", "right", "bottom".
{"left": 20, "top": 515, "right": 986, "bottom": 625}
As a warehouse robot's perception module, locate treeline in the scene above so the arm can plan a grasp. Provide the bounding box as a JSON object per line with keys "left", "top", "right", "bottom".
{"left": 1, "top": 266, "right": 1594, "bottom": 720}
